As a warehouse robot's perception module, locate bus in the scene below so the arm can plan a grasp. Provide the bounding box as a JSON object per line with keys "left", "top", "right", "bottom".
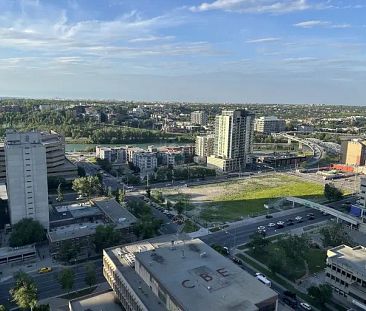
{"left": 255, "top": 273, "right": 272, "bottom": 287}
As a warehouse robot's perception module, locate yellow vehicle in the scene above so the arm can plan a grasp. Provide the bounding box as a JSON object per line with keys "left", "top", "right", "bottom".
{"left": 38, "top": 267, "right": 52, "bottom": 274}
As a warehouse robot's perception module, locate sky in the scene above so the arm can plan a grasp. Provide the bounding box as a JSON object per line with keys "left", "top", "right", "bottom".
{"left": 0, "top": 0, "right": 366, "bottom": 105}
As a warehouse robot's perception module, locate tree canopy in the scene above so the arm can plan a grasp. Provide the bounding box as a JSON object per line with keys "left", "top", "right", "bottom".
{"left": 9, "top": 219, "right": 46, "bottom": 247}
{"left": 10, "top": 272, "right": 38, "bottom": 311}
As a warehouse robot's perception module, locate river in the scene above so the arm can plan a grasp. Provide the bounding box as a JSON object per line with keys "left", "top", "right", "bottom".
{"left": 65, "top": 142, "right": 193, "bottom": 152}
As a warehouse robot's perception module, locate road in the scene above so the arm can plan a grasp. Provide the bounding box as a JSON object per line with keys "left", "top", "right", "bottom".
{"left": 0, "top": 262, "right": 105, "bottom": 307}
{"left": 201, "top": 209, "right": 330, "bottom": 248}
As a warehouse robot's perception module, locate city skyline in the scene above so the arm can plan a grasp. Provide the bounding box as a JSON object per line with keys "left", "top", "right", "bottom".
{"left": 1, "top": 0, "right": 366, "bottom": 104}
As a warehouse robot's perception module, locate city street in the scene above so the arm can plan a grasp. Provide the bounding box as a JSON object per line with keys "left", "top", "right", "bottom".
{"left": 0, "top": 261, "right": 105, "bottom": 307}
{"left": 201, "top": 209, "right": 330, "bottom": 248}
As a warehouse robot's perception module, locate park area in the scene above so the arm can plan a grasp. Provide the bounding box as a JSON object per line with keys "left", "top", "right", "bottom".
{"left": 162, "top": 173, "right": 325, "bottom": 224}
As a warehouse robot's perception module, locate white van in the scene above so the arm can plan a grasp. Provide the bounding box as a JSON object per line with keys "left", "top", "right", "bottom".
{"left": 255, "top": 273, "right": 272, "bottom": 287}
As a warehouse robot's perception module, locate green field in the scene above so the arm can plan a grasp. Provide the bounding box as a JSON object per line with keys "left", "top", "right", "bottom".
{"left": 200, "top": 174, "right": 324, "bottom": 222}
{"left": 247, "top": 241, "right": 326, "bottom": 281}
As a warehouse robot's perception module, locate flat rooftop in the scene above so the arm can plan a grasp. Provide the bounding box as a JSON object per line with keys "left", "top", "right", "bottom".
{"left": 48, "top": 220, "right": 104, "bottom": 242}
{"left": 93, "top": 197, "right": 137, "bottom": 229}
{"left": 328, "top": 245, "right": 366, "bottom": 276}
{"left": 69, "top": 290, "right": 122, "bottom": 311}
{"left": 0, "top": 244, "right": 36, "bottom": 258}
{"left": 107, "top": 235, "right": 277, "bottom": 311}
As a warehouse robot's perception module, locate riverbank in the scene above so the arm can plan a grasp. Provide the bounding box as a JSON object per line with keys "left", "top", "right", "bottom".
{"left": 66, "top": 141, "right": 194, "bottom": 152}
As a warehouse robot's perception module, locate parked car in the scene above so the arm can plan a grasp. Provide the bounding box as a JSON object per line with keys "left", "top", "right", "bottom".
{"left": 265, "top": 214, "right": 273, "bottom": 219}
{"left": 300, "top": 302, "right": 312, "bottom": 310}
{"left": 281, "top": 291, "right": 298, "bottom": 308}
{"left": 276, "top": 221, "right": 285, "bottom": 228}
{"left": 267, "top": 223, "right": 276, "bottom": 228}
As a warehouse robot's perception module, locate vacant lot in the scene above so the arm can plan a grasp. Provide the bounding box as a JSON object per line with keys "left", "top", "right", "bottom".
{"left": 162, "top": 173, "right": 324, "bottom": 224}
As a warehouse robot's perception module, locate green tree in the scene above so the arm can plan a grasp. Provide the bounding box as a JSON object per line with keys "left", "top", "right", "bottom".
{"left": 307, "top": 284, "right": 332, "bottom": 305}
{"left": 146, "top": 186, "right": 151, "bottom": 198}
{"left": 10, "top": 272, "right": 38, "bottom": 311}
{"left": 115, "top": 188, "right": 126, "bottom": 204}
{"left": 174, "top": 201, "right": 185, "bottom": 215}
{"left": 133, "top": 216, "right": 163, "bottom": 239}
{"left": 84, "top": 263, "right": 97, "bottom": 287}
{"left": 58, "top": 268, "right": 75, "bottom": 293}
{"left": 0, "top": 305, "right": 6, "bottom": 311}
{"left": 72, "top": 176, "right": 101, "bottom": 198}
{"left": 324, "top": 183, "right": 343, "bottom": 201}
{"left": 58, "top": 240, "right": 78, "bottom": 263}
{"left": 320, "top": 223, "right": 353, "bottom": 247}
{"left": 247, "top": 232, "right": 270, "bottom": 255}
{"left": 94, "top": 225, "right": 121, "bottom": 252}
{"left": 9, "top": 219, "right": 46, "bottom": 247}
{"left": 57, "top": 183, "right": 64, "bottom": 202}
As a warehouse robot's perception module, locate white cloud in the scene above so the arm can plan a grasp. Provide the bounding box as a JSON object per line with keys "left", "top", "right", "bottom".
{"left": 189, "top": 0, "right": 326, "bottom": 14}
{"left": 294, "top": 20, "right": 351, "bottom": 29}
{"left": 246, "top": 37, "right": 281, "bottom": 43}
{"left": 294, "top": 20, "right": 330, "bottom": 28}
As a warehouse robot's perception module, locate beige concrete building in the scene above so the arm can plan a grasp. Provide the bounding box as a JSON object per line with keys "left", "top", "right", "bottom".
{"left": 326, "top": 245, "right": 366, "bottom": 310}
{"left": 207, "top": 109, "right": 254, "bottom": 172}
{"left": 342, "top": 139, "right": 366, "bottom": 166}
{"left": 5, "top": 131, "right": 49, "bottom": 229}
{"left": 103, "top": 236, "right": 278, "bottom": 311}
{"left": 0, "top": 131, "right": 77, "bottom": 182}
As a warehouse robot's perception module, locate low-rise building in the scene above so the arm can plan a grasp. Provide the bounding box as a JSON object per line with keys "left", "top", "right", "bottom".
{"left": 0, "top": 244, "right": 36, "bottom": 265}
{"left": 254, "top": 116, "right": 286, "bottom": 134}
{"left": 96, "top": 146, "right": 127, "bottom": 164}
{"left": 48, "top": 198, "right": 137, "bottom": 259}
{"left": 103, "top": 236, "right": 278, "bottom": 311}
{"left": 326, "top": 245, "right": 366, "bottom": 310}
{"left": 132, "top": 152, "right": 157, "bottom": 173}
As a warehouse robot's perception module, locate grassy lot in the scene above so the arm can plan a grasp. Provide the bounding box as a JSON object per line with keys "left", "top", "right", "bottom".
{"left": 305, "top": 248, "right": 327, "bottom": 274}
{"left": 247, "top": 240, "right": 326, "bottom": 281}
{"left": 200, "top": 174, "right": 324, "bottom": 222}
{"left": 182, "top": 220, "right": 199, "bottom": 233}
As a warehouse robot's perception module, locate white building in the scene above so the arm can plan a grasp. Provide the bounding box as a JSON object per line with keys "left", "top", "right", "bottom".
{"left": 207, "top": 110, "right": 254, "bottom": 172}
{"left": 195, "top": 134, "right": 215, "bottom": 157}
{"left": 254, "top": 116, "right": 286, "bottom": 134}
{"left": 5, "top": 131, "right": 49, "bottom": 229}
{"left": 191, "top": 110, "right": 208, "bottom": 126}
{"left": 96, "top": 146, "right": 127, "bottom": 164}
{"left": 132, "top": 152, "right": 157, "bottom": 172}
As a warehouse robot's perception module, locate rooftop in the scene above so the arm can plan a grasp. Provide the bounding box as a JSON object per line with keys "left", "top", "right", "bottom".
{"left": 0, "top": 244, "right": 36, "bottom": 258}
{"left": 93, "top": 197, "right": 137, "bottom": 229}
{"left": 48, "top": 221, "right": 103, "bottom": 242}
{"left": 69, "top": 290, "right": 122, "bottom": 311}
{"left": 327, "top": 245, "right": 366, "bottom": 276}
{"left": 107, "top": 236, "right": 277, "bottom": 311}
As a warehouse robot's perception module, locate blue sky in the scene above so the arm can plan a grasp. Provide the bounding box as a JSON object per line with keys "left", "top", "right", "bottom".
{"left": 0, "top": 0, "right": 366, "bottom": 104}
